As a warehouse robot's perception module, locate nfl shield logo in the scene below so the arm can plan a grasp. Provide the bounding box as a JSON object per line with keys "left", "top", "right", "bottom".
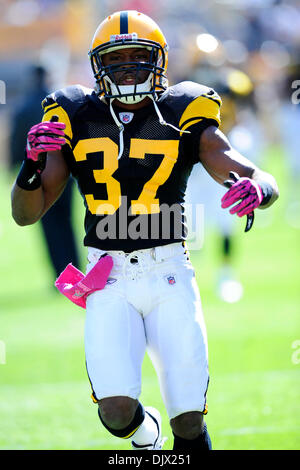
{"left": 119, "top": 112, "right": 134, "bottom": 124}
{"left": 165, "top": 274, "right": 176, "bottom": 285}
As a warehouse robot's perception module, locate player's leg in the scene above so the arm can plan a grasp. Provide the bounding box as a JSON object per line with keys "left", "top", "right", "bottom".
{"left": 85, "top": 287, "right": 146, "bottom": 438}
{"left": 85, "top": 281, "right": 162, "bottom": 448}
{"left": 97, "top": 396, "right": 140, "bottom": 431}
{"left": 170, "top": 412, "right": 212, "bottom": 450}
{"left": 144, "top": 257, "right": 212, "bottom": 450}
{"left": 95, "top": 395, "right": 162, "bottom": 448}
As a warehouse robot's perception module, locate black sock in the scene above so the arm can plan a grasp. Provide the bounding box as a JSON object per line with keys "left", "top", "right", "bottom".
{"left": 173, "top": 423, "right": 212, "bottom": 450}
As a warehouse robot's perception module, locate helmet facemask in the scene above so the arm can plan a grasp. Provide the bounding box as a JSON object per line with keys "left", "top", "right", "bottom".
{"left": 89, "top": 39, "right": 168, "bottom": 103}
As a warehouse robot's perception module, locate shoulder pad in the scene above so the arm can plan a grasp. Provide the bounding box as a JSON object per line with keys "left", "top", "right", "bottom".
{"left": 169, "top": 81, "right": 219, "bottom": 100}
{"left": 42, "top": 84, "right": 93, "bottom": 117}
{"left": 41, "top": 85, "right": 94, "bottom": 147}
{"left": 164, "top": 81, "right": 222, "bottom": 132}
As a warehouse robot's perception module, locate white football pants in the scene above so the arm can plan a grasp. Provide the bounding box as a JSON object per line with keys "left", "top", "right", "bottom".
{"left": 84, "top": 242, "right": 209, "bottom": 419}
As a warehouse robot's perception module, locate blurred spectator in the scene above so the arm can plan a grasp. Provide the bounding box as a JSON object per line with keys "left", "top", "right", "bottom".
{"left": 9, "top": 64, "right": 80, "bottom": 281}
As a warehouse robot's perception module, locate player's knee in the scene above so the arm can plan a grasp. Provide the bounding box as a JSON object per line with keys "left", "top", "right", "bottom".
{"left": 98, "top": 396, "right": 138, "bottom": 430}
{"left": 170, "top": 411, "right": 204, "bottom": 440}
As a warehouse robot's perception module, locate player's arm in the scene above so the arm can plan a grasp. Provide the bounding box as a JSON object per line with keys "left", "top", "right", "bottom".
{"left": 11, "top": 149, "right": 70, "bottom": 226}
{"left": 11, "top": 117, "right": 70, "bottom": 226}
{"left": 198, "top": 125, "right": 279, "bottom": 215}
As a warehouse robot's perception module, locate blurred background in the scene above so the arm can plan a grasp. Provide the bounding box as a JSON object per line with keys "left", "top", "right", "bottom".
{"left": 0, "top": 0, "right": 299, "bottom": 451}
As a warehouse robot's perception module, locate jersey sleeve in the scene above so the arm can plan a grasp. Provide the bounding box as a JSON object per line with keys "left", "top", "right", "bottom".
{"left": 179, "top": 87, "right": 222, "bottom": 134}
{"left": 178, "top": 84, "right": 222, "bottom": 165}
{"left": 41, "top": 95, "right": 73, "bottom": 149}
{"left": 41, "top": 85, "right": 94, "bottom": 176}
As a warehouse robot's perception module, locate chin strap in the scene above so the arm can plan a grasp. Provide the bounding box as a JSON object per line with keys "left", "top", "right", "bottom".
{"left": 108, "top": 94, "right": 191, "bottom": 160}
{"left": 150, "top": 95, "right": 191, "bottom": 135}
{"left": 109, "top": 99, "right": 124, "bottom": 160}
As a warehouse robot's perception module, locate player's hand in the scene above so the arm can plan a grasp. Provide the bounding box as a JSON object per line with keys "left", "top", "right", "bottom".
{"left": 221, "top": 171, "right": 263, "bottom": 217}
{"left": 26, "top": 117, "right": 66, "bottom": 172}
{"left": 16, "top": 115, "right": 66, "bottom": 190}
{"left": 221, "top": 171, "right": 263, "bottom": 232}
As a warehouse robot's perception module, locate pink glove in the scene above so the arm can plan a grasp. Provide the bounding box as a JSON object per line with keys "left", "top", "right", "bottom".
{"left": 221, "top": 175, "right": 263, "bottom": 217}
{"left": 26, "top": 120, "right": 66, "bottom": 162}
{"left": 55, "top": 255, "right": 113, "bottom": 308}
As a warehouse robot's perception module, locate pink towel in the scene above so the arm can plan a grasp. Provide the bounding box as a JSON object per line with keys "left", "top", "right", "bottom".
{"left": 55, "top": 255, "right": 113, "bottom": 308}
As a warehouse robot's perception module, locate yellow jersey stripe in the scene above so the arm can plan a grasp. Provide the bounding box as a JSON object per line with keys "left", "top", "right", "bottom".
{"left": 42, "top": 104, "right": 73, "bottom": 147}
{"left": 180, "top": 118, "right": 203, "bottom": 134}
{"left": 179, "top": 95, "right": 221, "bottom": 131}
{"left": 43, "top": 103, "right": 60, "bottom": 114}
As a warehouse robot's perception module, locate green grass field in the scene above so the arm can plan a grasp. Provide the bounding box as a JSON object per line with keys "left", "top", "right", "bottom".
{"left": 0, "top": 146, "right": 299, "bottom": 450}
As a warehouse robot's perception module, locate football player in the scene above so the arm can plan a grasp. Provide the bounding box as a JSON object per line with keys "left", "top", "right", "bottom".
{"left": 11, "top": 11, "right": 279, "bottom": 450}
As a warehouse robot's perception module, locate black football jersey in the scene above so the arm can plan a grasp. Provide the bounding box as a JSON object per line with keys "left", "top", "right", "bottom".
{"left": 42, "top": 81, "right": 221, "bottom": 252}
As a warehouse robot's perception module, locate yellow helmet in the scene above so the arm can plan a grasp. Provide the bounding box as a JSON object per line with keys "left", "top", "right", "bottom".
{"left": 89, "top": 10, "right": 169, "bottom": 103}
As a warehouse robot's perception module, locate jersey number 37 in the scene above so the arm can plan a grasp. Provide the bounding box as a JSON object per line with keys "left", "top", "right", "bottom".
{"left": 74, "top": 137, "right": 179, "bottom": 215}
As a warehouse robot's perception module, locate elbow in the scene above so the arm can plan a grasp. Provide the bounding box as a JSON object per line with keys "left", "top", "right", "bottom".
{"left": 12, "top": 213, "right": 37, "bottom": 226}
{"left": 11, "top": 185, "right": 43, "bottom": 226}
{"left": 11, "top": 207, "right": 41, "bottom": 226}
